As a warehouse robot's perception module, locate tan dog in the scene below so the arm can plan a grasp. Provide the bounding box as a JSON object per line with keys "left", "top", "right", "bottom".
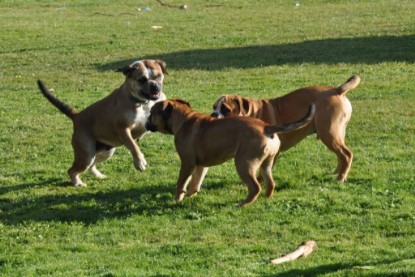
{"left": 212, "top": 75, "right": 361, "bottom": 182}
{"left": 37, "top": 59, "right": 167, "bottom": 187}
{"left": 146, "top": 99, "right": 315, "bottom": 207}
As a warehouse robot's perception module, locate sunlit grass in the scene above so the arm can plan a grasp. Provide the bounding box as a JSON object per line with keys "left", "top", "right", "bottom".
{"left": 1, "top": 0, "right": 414, "bottom": 275}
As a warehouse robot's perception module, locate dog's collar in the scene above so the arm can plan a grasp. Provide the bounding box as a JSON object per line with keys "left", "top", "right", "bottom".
{"left": 129, "top": 92, "right": 149, "bottom": 105}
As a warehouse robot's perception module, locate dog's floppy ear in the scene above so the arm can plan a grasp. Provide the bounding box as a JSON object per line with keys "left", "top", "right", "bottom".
{"left": 161, "top": 101, "right": 174, "bottom": 120}
{"left": 230, "top": 96, "right": 244, "bottom": 116}
{"left": 241, "top": 98, "right": 251, "bottom": 116}
{"left": 233, "top": 96, "right": 251, "bottom": 116}
{"left": 156, "top": 59, "right": 168, "bottom": 75}
{"left": 220, "top": 102, "right": 231, "bottom": 116}
{"left": 116, "top": 65, "right": 135, "bottom": 76}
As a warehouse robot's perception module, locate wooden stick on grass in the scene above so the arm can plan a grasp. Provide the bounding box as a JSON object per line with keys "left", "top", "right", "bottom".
{"left": 271, "top": 240, "right": 317, "bottom": 265}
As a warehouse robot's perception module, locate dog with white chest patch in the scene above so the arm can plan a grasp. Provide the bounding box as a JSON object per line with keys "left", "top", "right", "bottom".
{"left": 37, "top": 59, "right": 167, "bottom": 187}
{"left": 211, "top": 75, "right": 361, "bottom": 182}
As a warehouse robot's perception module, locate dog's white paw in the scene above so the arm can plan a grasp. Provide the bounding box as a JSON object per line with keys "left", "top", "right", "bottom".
{"left": 70, "top": 175, "right": 87, "bottom": 187}
{"left": 95, "top": 174, "right": 107, "bottom": 180}
{"left": 175, "top": 192, "right": 186, "bottom": 202}
{"left": 134, "top": 156, "right": 147, "bottom": 171}
{"left": 187, "top": 190, "right": 199, "bottom": 197}
{"left": 75, "top": 182, "right": 87, "bottom": 187}
{"left": 89, "top": 166, "right": 107, "bottom": 179}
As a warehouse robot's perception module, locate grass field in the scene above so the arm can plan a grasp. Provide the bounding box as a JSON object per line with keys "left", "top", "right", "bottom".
{"left": 1, "top": 0, "right": 414, "bottom": 276}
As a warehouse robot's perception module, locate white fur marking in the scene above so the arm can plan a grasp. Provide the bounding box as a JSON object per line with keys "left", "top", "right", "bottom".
{"left": 265, "top": 136, "right": 280, "bottom": 156}
{"left": 213, "top": 97, "right": 225, "bottom": 117}
{"left": 131, "top": 60, "right": 143, "bottom": 67}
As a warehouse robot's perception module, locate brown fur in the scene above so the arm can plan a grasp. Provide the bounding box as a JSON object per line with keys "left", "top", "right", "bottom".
{"left": 212, "top": 75, "right": 361, "bottom": 182}
{"left": 38, "top": 59, "right": 167, "bottom": 187}
{"left": 146, "top": 99, "right": 314, "bottom": 207}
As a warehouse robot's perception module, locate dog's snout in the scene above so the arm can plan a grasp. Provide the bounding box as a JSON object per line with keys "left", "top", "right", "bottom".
{"left": 149, "top": 82, "right": 161, "bottom": 93}
{"left": 145, "top": 121, "right": 154, "bottom": 132}
{"left": 145, "top": 121, "right": 156, "bottom": 132}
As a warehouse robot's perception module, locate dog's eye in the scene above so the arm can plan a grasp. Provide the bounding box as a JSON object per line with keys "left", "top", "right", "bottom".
{"left": 154, "top": 74, "right": 163, "bottom": 80}
{"left": 138, "top": 76, "right": 148, "bottom": 83}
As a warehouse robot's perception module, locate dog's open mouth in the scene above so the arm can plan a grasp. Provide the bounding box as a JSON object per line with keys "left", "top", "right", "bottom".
{"left": 147, "top": 92, "right": 161, "bottom": 100}
{"left": 138, "top": 91, "right": 161, "bottom": 101}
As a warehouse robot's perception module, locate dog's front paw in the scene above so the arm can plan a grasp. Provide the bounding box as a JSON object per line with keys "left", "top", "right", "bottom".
{"left": 187, "top": 190, "right": 199, "bottom": 197}
{"left": 134, "top": 156, "right": 148, "bottom": 171}
{"left": 175, "top": 191, "right": 186, "bottom": 202}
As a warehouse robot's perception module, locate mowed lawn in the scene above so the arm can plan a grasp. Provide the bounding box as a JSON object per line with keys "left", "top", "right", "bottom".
{"left": 1, "top": 0, "right": 414, "bottom": 276}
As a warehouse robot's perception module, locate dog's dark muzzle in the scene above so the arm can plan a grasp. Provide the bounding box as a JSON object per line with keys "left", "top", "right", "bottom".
{"left": 149, "top": 82, "right": 161, "bottom": 93}
{"left": 143, "top": 82, "right": 162, "bottom": 100}
{"left": 145, "top": 121, "right": 157, "bottom": 132}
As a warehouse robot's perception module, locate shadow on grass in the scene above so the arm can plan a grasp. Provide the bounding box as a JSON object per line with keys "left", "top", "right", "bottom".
{"left": 0, "top": 182, "right": 49, "bottom": 195}
{"left": 97, "top": 35, "right": 414, "bottom": 71}
{"left": 266, "top": 258, "right": 415, "bottom": 276}
{"left": 0, "top": 179, "right": 235, "bottom": 225}
{"left": 0, "top": 180, "right": 175, "bottom": 225}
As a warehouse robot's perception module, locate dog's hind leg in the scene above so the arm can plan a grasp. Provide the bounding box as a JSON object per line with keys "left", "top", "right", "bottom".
{"left": 319, "top": 133, "right": 352, "bottom": 182}
{"left": 260, "top": 155, "right": 276, "bottom": 198}
{"left": 89, "top": 166, "right": 105, "bottom": 179}
{"left": 68, "top": 136, "right": 96, "bottom": 187}
{"left": 89, "top": 148, "right": 115, "bottom": 179}
{"left": 315, "top": 98, "right": 352, "bottom": 182}
{"left": 235, "top": 160, "right": 262, "bottom": 207}
{"left": 68, "top": 156, "right": 95, "bottom": 187}
{"left": 188, "top": 166, "right": 209, "bottom": 197}
{"left": 333, "top": 143, "right": 352, "bottom": 182}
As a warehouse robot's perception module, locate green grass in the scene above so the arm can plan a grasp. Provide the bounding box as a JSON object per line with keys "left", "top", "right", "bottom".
{"left": 1, "top": 0, "right": 415, "bottom": 275}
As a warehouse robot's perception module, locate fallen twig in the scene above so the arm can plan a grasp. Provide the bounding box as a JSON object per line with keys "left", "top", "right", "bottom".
{"left": 91, "top": 12, "right": 135, "bottom": 17}
{"left": 271, "top": 240, "right": 317, "bottom": 265}
{"left": 155, "top": 0, "right": 188, "bottom": 9}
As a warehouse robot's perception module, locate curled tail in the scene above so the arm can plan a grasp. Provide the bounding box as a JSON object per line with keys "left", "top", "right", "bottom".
{"left": 265, "top": 104, "right": 315, "bottom": 136}
{"left": 336, "top": 75, "right": 361, "bottom": 95}
{"left": 37, "top": 80, "right": 77, "bottom": 119}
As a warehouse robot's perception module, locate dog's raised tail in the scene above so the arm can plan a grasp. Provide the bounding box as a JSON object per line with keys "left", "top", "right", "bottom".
{"left": 265, "top": 104, "right": 315, "bottom": 136}
{"left": 37, "top": 80, "right": 78, "bottom": 119}
{"left": 336, "top": 75, "right": 361, "bottom": 95}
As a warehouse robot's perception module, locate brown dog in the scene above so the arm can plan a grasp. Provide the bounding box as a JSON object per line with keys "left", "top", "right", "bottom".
{"left": 37, "top": 59, "right": 167, "bottom": 187}
{"left": 211, "top": 75, "right": 361, "bottom": 182}
{"left": 146, "top": 99, "right": 315, "bottom": 207}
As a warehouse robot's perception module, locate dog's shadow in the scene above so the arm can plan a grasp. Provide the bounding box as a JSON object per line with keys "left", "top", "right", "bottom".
{"left": 0, "top": 178, "right": 235, "bottom": 225}
{"left": 1, "top": 174, "right": 356, "bottom": 225}
{"left": 0, "top": 179, "right": 180, "bottom": 225}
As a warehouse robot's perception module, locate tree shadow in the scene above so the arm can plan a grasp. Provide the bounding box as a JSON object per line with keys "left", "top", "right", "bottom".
{"left": 97, "top": 35, "right": 414, "bottom": 71}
